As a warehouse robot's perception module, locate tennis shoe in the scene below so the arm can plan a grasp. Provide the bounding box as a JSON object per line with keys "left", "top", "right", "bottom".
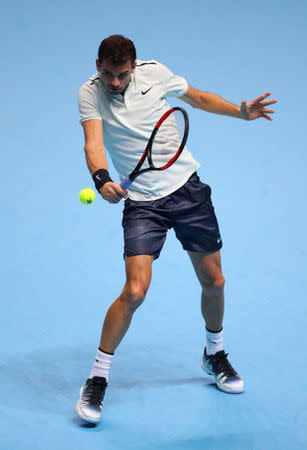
{"left": 76, "top": 376, "right": 108, "bottom": 423}
{"left": 201, "top": 349, "right": 244, "bottom": 393}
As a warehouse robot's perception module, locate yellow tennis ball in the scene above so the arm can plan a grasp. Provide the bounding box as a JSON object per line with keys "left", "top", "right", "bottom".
{"left": 79, "top": 188, "right": 95, "bottom": 204}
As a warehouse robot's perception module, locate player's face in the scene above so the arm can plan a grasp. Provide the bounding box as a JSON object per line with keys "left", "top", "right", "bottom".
{"left": 96, "top": 59, "right": 136, "bottom": 95}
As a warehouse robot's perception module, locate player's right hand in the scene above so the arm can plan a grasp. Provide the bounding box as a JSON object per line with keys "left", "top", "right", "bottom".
{"left": 99, "top": 182, "right": 127, "bottom": 204}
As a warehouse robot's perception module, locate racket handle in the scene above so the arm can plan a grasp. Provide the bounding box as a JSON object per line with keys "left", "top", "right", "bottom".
{"left": 120, "top": 176, "right": 132, "bottom": 190}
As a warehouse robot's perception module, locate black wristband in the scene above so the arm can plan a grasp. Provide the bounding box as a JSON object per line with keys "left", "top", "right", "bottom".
{"left": 92, "top": 169, "right": 113, "bottom": 192}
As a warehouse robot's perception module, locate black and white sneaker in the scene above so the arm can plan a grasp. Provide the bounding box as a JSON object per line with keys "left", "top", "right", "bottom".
{"left": 76, "top": 376, "right": 108, "bottom": 423}
{"left": 201, "top": 349, "right": 244, "bottom": 393}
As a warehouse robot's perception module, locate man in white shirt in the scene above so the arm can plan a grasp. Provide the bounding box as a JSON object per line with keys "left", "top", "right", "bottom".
{"left": 76, "top": 35, "right": 276, "bottom": 424}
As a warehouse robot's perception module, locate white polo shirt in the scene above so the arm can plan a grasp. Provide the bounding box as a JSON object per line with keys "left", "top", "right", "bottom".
{"left": 78, "top": 59, "right": 200, "bottom": 200}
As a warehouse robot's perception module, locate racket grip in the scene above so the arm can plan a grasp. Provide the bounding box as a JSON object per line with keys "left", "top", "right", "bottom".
{"left": 120, "top": 176, "right": 132, "bottom": 190}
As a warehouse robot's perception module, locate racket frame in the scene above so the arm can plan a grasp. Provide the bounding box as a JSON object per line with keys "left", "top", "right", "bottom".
{"left": 120, "top": 107, "right": 189, "bottom": 190}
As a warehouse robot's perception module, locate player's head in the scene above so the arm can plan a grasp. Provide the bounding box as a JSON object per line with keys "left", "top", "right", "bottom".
{"left": 96, "top": 35, "right": 137, "bottom": 95}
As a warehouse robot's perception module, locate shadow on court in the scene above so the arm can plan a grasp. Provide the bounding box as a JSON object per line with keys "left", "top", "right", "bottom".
{"left": 0, "top": 345, "right": 213, "bottom": 415}
{"left": 139, "top": 434, "right": 257, "bottom": 450}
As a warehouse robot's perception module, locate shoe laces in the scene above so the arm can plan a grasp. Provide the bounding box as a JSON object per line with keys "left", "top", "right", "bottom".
{"left": 210, "top": 351, "right": 238, "bottom": 377}
{"left": 83, "top": 377, "right": 107, "bottom": 406}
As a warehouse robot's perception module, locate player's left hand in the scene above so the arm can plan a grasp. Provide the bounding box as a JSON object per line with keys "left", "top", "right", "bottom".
{"left": 240, "top": 92, "right": 277, "bottom": 121}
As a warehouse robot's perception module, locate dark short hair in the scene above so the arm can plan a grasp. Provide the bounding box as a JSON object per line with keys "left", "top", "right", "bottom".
{"left": 98, "top": 35, "right": 136, "bottom": 66}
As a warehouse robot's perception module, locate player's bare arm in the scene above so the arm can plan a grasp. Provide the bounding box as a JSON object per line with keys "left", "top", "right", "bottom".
{"left": 82, "top": 119, "right": 127, "bottom": 203}
{"left": 180, "top": 85, "right": 277, "bottom": 121}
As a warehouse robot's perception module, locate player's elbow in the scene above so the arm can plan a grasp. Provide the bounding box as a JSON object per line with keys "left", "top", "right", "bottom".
{"left": 181, "top": 86, "right": 203, "bottom": 109}
{"left": 192, "top": 101, "right": 201, "bottom": 109}
{"left": 181, "top": 95, "right": 199, "bottom": 109}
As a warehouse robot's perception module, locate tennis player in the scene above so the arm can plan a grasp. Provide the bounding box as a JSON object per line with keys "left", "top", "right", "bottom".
{"left": 76, "top": 35, "right": 276, "bottom": 423}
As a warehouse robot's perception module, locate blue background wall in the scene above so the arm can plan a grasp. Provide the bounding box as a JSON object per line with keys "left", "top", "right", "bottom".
{"left": 1, "top": 1, "right": 306, "bottom": 449}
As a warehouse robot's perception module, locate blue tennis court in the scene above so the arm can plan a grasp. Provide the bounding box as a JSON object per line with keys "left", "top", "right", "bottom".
{"left": 1, "top": 2, "right": 306, "bottom": 449}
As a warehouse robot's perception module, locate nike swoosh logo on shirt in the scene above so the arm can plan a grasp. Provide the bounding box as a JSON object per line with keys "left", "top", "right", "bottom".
{"left": 142, "top": 87, "right": 153, "bottom": 95}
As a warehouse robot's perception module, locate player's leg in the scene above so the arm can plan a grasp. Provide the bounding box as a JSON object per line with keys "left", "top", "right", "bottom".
{"left": 76, "top": 254, "right": 153, "bottom": 423}
{"left": 99, "top": 254, "right": 153, "bottom": 353}
{"left": 188, "top": 250, "right": 244, "bottom": 394}
{"left": 76, "top": 195, "right": 170, "bottom": 423}
{"left": 168, "top": 173, "right": 244, "bottom": 393}
{"left": 188, "top": 250, "right": 224, "bottom": 332}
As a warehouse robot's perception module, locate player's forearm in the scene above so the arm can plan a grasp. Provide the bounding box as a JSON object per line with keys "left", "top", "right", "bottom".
{"left": 196, "top": 92, "right": 241, "bottom": 118}
{"left": 84, "top": 144, "right": 108, "bottom": 175}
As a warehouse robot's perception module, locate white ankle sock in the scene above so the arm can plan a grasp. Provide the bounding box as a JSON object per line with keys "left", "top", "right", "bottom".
{"left": 89, "top": 349, "right": 114, "bottom": 382}
{"left": 206, "top": 328, "right": 224, "bottom": 355}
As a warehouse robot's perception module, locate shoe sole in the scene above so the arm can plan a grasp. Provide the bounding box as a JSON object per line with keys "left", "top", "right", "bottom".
{"left": 75, "top": 387, "right": 102, "bottom": 423}
{"left": 76, "top": 402, "right": 101, "bottom": 423}
{"left": 201, "top": 362, "right": 244, "bottom": 394}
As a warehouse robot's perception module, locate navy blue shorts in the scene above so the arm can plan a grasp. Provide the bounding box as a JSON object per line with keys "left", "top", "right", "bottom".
{"left": 122, "top": 172, "right": 222, "bottom": 259}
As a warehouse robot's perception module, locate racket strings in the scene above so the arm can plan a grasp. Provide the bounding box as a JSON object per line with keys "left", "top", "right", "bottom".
{"left": 150, "top": 111, "right": 185, "bottom": 168}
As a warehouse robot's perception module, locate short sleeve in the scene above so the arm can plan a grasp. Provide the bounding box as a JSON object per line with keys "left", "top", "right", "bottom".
{"left": 78, "top": 83, "right": 102, "bottom": 124}
{"left": 157, "top": 62, "right": 188, "bottom": 98}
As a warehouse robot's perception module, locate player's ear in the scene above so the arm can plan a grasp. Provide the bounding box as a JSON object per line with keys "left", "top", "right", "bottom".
{"left": 131, "top": 61, "right": 136, "bottom": 72}
{"left": 96, "top": 59, "right": 101, "bottom": 71}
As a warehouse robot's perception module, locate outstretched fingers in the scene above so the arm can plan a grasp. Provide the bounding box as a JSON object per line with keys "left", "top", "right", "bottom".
{"left": 241, "top": 93, "right": 277, "bottom": 120}
{"left": 256, "top": 92, "right": 272, "bottom": 102}
{"left": 262, "top": 113, "right": 273, "bottom": 121}
{"left": 261, "top": 99, "right": 277, "bottom": 107}
{"left": 252, "top": 93, "right": 277, "bottom": 109}
{"left": 261, "top": 106, "right": 275, "bottom": 120}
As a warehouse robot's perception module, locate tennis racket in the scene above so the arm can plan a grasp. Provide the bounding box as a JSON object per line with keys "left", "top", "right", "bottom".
{"left": 120, "top": 107, "right": 189, "bottom": 190}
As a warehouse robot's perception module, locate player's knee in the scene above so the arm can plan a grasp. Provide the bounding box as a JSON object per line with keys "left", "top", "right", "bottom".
{"left": 123, "top": 280, "right": 148, "bottom": 311}
{"left": 203, "top": 275, "right": 225, "bottom": 292}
